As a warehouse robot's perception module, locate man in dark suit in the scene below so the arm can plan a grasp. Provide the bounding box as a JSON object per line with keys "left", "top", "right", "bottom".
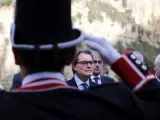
{"left": 67, "top": 50, "right": 97, "bottom": 90}
{"left": 11, "top": 72, "right": 22, "bottom": 90}
{"left": 91, "top": 50, "right": 115, "bottom": 85}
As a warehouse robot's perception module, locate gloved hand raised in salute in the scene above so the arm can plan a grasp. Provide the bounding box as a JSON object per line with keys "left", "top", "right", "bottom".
{"left": 84, "top": 34, "right": 156, "bottom": 92}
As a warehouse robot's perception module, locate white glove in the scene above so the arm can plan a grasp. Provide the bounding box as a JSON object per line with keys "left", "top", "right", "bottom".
{"left": 84, "top": 34, "right": 121, "bottom": 65}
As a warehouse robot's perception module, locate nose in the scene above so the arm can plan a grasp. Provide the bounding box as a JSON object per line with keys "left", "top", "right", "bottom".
{"left": 95, "top": 63, "right": 99, "bottom": 66}
{"left": 94, "top": 62, "right": 100, "bottom": 67}
{"left": 86, "top": 63, "right": 93, "bottom": 68}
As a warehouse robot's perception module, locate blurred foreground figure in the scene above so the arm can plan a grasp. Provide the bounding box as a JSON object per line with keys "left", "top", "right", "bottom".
{"left": 0, "top": 0, "right": 160, "bottom": 120}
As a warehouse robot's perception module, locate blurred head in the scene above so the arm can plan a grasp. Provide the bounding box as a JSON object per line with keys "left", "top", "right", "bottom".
{"left": 13, "top": 48, "right": 76, "bottom": 76}
{"left": 154, "top": 54, "right": 160, "bottom": 78}
{"left": 92, "top": 51, "right": 103, "bottom": 76}
{"left": 132, "top": 51, "right": 144, "bottom": 63}
{"left": 101, "top": 64, "right": 109, "bottom": 76}
{"left": 11, "top": 0, "right": 84, "bottom": 78}
{"left": 72, "top": 50, "right": 93, "bottom": 80}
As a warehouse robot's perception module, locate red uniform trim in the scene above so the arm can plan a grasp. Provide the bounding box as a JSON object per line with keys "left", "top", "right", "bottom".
{"left": 17, "top": 77, "right": 69, "bottom": 91}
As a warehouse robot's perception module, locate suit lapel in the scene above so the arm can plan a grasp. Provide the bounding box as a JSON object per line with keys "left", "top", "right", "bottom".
{"left": 90, "top": 76, "right": 105, "bottom": 84}
{"left": 68, "top": 78, "right": 78, "bottom": 87}
{"left": 89, "top": 78, "right": 98, "bottom": 87}
{"left": 69, "top": 77, "right": 98, "bottom": 88}
{"left": 72, "top": 78, "right": 78, "bottom": 87}
{"left": 101, "top": 76, "right": 115, "bottom": 84}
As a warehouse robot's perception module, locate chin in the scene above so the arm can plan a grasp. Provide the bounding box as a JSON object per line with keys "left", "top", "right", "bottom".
{"left": 85, "top": 73, "right": 92, "bottom": 76}
{"left": 94, "top": 72, "right": 101, "bottom": 75}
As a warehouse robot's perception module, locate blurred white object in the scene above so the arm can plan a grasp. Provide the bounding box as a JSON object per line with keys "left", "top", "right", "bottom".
{"left": 84, "top": 34, "right": 121, "bottom": 65}
{"left": 0, "top": 84, "right": 4, "bottom": 90}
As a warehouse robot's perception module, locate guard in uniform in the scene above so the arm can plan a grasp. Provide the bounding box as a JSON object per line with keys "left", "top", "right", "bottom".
{"left": 0, "top": 0, "right": 160, "bottom": 120}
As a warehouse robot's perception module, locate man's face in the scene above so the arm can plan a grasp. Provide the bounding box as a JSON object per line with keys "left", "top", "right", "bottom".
{"left": 73, "top": 53, "right": 93, "bottom": 77}
{"left": 93, "top": 55, "right": 103, "bottom": 76}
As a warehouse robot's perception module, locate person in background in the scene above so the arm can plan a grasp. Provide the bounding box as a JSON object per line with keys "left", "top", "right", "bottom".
{"left": 67, "top": 50, "right": 97, "bottom": 90}
{"left": 154, "top": 54, "right": 160, "bottom": 81}
{"left": 101, "top": 63, "right": 109, "bottom": 76}
{"left": 90, "top": 50, "right": 115, "bottom": 85}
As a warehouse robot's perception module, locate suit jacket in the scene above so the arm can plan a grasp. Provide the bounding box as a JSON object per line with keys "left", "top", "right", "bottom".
{"left": 100, "top": 76, "right": 115, "bottom": 84}
{"left": 90, "top": 75, "right": 115, "bottom": 86}
{"left": 11, "top": 72, "right": 22, "bottom": 91}
{"left": 67, "top": 77, "right": 98, "bottom": 88}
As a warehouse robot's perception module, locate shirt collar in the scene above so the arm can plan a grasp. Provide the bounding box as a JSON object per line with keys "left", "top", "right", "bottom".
{"left": 91, "top": 75, "right": 101, "bottom": 80}
{"left": 74, "top": 74, "right": 89, "bottom": 86}
{"left": 22, "top": 72, "right": 65, "bottom": 86}
{"left": 12, "top": 72, "right": 77, "bottom": 92}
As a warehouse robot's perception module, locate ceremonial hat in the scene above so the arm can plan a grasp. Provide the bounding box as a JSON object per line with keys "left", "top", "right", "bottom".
{"left": 10, "top": 0, "right": 84, "bottom": 50}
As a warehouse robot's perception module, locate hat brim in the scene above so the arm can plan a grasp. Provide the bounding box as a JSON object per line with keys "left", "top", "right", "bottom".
{"left": 10, "top": 23, "right": 85, "bottom": 50}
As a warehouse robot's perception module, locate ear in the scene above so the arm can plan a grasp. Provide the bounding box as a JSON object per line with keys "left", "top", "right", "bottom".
{"left": 73, "top": 64, "right": 76, "bottom": 70}
{"left": 65, "top": 47, "right": 76, "bottom": 65}
{"left": 72, "top": 65, "right": 76, "bottom": 74}
{"left": 12, "top": 48, "right": 21, "bottom": 65}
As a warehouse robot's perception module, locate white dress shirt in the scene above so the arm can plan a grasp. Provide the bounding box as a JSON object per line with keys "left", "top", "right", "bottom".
{"left": 91, "top": 75, "right": 102, "bottom": 85}
{"left": 74, "top": 74, "right": 90, "bottom": 90}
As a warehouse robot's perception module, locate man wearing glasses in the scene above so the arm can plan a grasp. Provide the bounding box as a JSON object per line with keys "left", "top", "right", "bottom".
{"left": 91, "top": 51, "right": 115, "bottom": 85}
{"left": 67, "top": 50, "right": 97, "bottom": 90}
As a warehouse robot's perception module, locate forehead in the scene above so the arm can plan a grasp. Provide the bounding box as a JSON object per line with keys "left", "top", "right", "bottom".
{"left": 78, "top": 53, "right": 93, "bottom": 61}
{"left": 93, "top": 54, "right": 102, "bottom": 60}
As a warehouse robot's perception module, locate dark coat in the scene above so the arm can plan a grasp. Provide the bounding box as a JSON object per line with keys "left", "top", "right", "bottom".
{"left": 2, "top": 75, "right": 160, "bottom": 120}
{"left": 0, "top": 83, "right": 143, "bottom": 120}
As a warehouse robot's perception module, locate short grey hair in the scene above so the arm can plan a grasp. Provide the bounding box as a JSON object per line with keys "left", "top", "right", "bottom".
{"left": 91, "top": 50, "right": 101, "bottom": 58}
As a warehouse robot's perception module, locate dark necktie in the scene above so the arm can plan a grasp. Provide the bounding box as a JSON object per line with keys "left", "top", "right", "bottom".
{"left": 81, "top": 83, "right": 89, "bottom": 90}
{"left": 94, "top": 77, "right": 99, "bottom": 84}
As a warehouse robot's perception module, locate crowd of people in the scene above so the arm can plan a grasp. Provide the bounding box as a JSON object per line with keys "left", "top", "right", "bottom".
{"left": 8, "top": 48, "right": 160, "bottom": 91}
{"left": 10, "top": 49, "right": 113, "bottom": 90}
{"left": 0, "top": 0, "right": 160, "bottom": 119}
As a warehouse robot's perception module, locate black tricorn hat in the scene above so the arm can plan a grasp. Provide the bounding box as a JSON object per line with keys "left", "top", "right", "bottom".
{"left": 10, "top": 0, "right": 84, "bottom": 50}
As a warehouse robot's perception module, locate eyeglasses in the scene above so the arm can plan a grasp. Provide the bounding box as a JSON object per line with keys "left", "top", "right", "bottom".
{"left": 77, "top": 61, "right": 93, "bottom": 66}
{"left": 93, "top": 60, "right": 102, "bottom": 64}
